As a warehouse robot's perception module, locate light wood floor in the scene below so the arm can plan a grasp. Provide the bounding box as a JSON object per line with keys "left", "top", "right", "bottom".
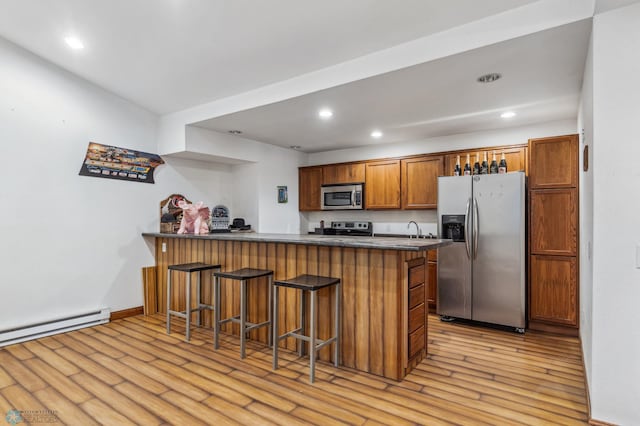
{"left": 0, "top": 314, "right": 588, "bottom": 425}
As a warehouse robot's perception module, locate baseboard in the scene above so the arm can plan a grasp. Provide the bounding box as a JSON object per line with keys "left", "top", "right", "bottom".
{"left": 528, "top": 320, "right": 579, "bottom": 336}
{"left": 589, "top": 419, "right": 617, "bottom": 426}
{"left": 110, "top": 306, "right": 144, "bottom": 321}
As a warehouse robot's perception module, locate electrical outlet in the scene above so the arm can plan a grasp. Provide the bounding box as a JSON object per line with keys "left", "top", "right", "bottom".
{"left": 162, "top": 242, "right": 167, "bottom": 253}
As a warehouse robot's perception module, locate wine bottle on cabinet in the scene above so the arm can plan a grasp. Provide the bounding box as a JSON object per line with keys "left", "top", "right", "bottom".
{"left": 453, "top": 155, "right": 461, "bottom": 176}
{"left": 473, "top": 152, "right": 480, "bottom": 175}
{"left": 480, "top": 151, "right": 488, "bottom": 174}
{"left": 463, "top": 154, "right": 471, "bottom": 175}
{"left": 490, "top": 151, "right": 499, "bottom": 174}
{"left": 499, "top": 150, "right": 508, "bottom": 174}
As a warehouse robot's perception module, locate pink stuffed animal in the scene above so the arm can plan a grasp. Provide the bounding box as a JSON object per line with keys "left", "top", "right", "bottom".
{"left": 177, "top": 201, "right": 210, "bottom": 235}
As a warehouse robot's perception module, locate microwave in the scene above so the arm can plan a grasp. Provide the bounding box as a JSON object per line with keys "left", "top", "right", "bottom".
{"left": 321, "top": 183, "right": 364, "bottom": 210}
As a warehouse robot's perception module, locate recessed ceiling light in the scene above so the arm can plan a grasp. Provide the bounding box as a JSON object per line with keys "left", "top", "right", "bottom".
{"left": 477, "top": 73, "right": 501, "bottom": 83}
{"left": 228, "top": 130, "right": 242, "bottom": 134}
{"left": 64, "top": 36, "right": 84, "bottom": 50}
{"left": 371, "top": 130, "right": 383, "bottom": 139}
{"left": 318, "top": 109, "right": 333, "bottom": 119}
{"left": 500, "top": 111, "right": 516, "bottom": 119}
{"left": 289, "top": 145, "right": 301, "bottom": 150}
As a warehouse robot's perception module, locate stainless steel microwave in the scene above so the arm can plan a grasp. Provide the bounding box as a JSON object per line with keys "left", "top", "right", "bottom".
{"left": 321, "top": 183, "right": 364, "bottom": 210}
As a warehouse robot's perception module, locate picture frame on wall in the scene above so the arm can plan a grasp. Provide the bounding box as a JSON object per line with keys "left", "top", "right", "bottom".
{"left": 277, "top": 186, "right": 288, "bottom": 203}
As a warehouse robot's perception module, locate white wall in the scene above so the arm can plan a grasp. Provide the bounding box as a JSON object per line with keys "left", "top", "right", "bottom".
{"left": 0, "top": 37, "right": 233, "bottom": 329}
{"left": 303, "top": 120, "right": 577, "bottom": 235}
{"left": 577, "top": 29, "right": 595, "bottom": 392}
{"left": 591, "top": 3, "right": 640, "bottom": 424}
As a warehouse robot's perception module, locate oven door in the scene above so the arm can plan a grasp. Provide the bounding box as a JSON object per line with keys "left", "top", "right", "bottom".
{"left": 321, "top": 184, "right": 363, "bottom": 210}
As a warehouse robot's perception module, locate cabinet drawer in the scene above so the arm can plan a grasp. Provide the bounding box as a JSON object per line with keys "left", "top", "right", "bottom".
{"left": 409, "top": 264, "right": 425, "bottom": 288}
{"left": 409, "top": 302, "right": 425, "bottom": 333}
{"left": 408, "top": 325, "right": 425, "bottom": 358}
{"left": 409, "top": 284, "right": 425, "bottom": 309}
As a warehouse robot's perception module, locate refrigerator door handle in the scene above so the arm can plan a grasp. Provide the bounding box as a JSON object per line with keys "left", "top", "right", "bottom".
{"left": 473, "top": 197, "right": 479, "bottom": 259}
{"left": 464, "top": 198, "right": 471, "bottom": 259}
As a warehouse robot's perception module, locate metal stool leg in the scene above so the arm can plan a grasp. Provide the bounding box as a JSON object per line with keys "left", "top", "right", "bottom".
{"left": 196, "top": 271, "right": 201, "bottom": 327}
{"left": 335, "top": 281, "right": 341, "bottom": 367}
{"left": 272, "top": 285, "right": 279, "bottom": 370}
{"left": 240, "top": 279, "right": 247, "bottom": 359}
{"left": 214, "top": 275, "right": 221, "bottom": 349}
{"left": 185, "top": 272, "right": 192, "bottom": 341}
{"left": 298, "top": 289, "right": 305, "bottom": 356}
{"left": 309, "top": 289, "right": 317, "bottom": 383}
{"left": 268, "top": 274, "right": 273, "bottom": 347}
{"left": 166, "top": 270, "right": 172, "bottom": 334}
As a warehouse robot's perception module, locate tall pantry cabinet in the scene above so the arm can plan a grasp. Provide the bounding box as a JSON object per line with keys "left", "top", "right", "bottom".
{"left": 528, "top": 134, "right": 579, "bottom": 335}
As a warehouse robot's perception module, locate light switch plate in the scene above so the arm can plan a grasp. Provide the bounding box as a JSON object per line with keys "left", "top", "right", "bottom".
{"left": 162, "top": 242, "right": 167, "bottom": 253}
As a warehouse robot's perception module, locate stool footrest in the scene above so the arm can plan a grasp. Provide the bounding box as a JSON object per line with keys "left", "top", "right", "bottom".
{"left": 277, "top": 332, "right": 336, "bottom": 351}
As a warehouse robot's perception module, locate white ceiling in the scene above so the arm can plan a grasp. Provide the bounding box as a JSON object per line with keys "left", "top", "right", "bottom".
{"left": 195, "top": 20, "right": 592, "bottom": 153}
{"left": 0, "top": 0, "right": 538, "bottom": 115}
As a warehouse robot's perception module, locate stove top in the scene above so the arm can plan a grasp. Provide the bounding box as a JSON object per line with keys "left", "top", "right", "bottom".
{"left": 315, "top": 221, "right": 373, "bottom": 236}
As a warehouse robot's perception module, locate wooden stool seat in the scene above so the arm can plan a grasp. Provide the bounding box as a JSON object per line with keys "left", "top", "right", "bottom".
{"left": 166, "top": 262, "right": 221, "bottom": 341}
{"left": 214, "top": 268, "right": 273, "bottom": 358}
{"left": 272, "top": 274, "right": 341, "bottom": 383}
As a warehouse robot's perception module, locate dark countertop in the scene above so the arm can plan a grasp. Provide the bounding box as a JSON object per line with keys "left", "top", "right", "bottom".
{"left": 142, "top": 232, "right": 451, "bottom": 252}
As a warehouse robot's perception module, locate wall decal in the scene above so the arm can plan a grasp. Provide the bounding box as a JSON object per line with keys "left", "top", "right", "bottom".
{"left": 78, "top": 142, "right": 164, "bottom": 183}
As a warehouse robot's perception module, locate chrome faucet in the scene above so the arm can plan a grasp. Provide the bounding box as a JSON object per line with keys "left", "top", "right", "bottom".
{"left": 407, "top": 221, "right": 421, "bottom": 239}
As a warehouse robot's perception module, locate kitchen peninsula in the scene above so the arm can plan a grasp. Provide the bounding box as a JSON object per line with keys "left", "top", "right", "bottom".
{"left": 142, "top": 232, "right": 450, "bottom": 380}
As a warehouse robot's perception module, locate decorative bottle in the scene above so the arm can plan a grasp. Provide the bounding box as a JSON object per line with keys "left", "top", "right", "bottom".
{"left": 499, "top": 150, "right": 508, "bottom": 174}
{"left": 490, "top": 151, "right": 499, "bottom": 174}
{"left": 480, "top": 151, "right": 489, "bottom": 175}
{"left": 473, "top": 152, "right": 480, "bottom": 175}
{"left": 463, "top": 154, "right": 471, "bottom": 176}
{"left": 454, "top": 155, "right": 461, "bottom": 176}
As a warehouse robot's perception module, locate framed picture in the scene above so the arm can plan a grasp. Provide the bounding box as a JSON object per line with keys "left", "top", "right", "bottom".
{"left": 277, "top": 186, "right": 288, "bottom": 203}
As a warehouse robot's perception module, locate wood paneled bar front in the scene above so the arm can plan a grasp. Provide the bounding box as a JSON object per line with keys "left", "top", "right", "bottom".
{"left": 142, "top": 232, "right": 449, "bottom": 380}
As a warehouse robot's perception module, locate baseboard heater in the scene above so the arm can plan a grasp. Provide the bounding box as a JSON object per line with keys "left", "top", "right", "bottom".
{"left": 0, "top": 308, "right": 110, "bottom": 347}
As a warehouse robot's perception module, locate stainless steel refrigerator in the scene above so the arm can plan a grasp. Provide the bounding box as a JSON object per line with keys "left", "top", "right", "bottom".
{"left": 437, "top": 172, "right": 525, "bottom": 331}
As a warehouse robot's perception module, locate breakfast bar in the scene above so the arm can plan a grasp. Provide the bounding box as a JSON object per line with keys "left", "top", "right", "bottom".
{"left": 142, "top": 232, "right": 450, "bottom": 380}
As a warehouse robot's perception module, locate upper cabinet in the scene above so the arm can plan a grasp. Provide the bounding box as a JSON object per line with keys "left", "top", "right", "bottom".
{"left": 365, "top": 160, "right": 401, "bottom": 209}
{"left": 401, "top": 155, "right": 443, "bottom": 209}
{"left": 298, "top": 166, "right": 323, "bottom": 211}
{"left": 529, "top": 135, "right": 578, "bottom": 189}
{"left": 322, "top": 163, "right": 365, "bottom": 185}
{"left": 444, "top": 146, "right": 528, "bottom": 176}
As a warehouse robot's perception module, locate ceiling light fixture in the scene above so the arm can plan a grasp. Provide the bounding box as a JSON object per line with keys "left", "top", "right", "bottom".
{"left": 477, "top": 73, "right": 501, "bottom": 83}
{"left": 318, "top": 109, "right": 333, "bottom": 119}
{"left": 228, "top": 130, "right": 242, "bottom": 134}
{"left": 500, "top": 111, "right": 516, "bottom": 119}
{"left": 371, "top": 130, "right": 383, "bottom": 139}
{"left": 64, "top": 36, "right": 84, "bottom": 50}
{"left": 289, "top": 145, "right": 301, "bottom": 150}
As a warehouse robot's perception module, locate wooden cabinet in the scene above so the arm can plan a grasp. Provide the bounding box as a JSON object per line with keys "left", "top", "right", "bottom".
{"left": 365, "top": 160, "right": 400, "bottom": 209}
{"left": 401, "top": 155, "right": 443, "bottom": 209}
{"left": 444, "top": 145, "right": 528, "bottom": 177}
{"left": 322, "top": 163, "right": 365, "bottom": 185}
{"left": 298, "top": 166, "right": 323, "bottom": 211}
{"left": 427, "top": 250, "right": 437, "bottom": 312}
{"left": 528, "top": 134, "right": 579, "bottom": 334}
{"left": 407, "top": 258, "right": 426, "bottom": 361}
{"left": 529, "top": 135, "right": 578, "bottom": 189}
{"left": 530, "top": 189, "right": 577, "bottom": 256}
{"left": 529, "top": 255, "right": 578, "bottom": 326}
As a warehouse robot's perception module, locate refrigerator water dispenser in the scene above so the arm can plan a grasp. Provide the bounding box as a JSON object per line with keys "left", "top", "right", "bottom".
{"left": 441, "top": 215, "right": 466, "bottom": 242}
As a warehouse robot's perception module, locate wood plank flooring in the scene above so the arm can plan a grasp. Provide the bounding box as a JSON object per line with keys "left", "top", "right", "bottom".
{"left": 0, "top": 315, "right": 588, "bottom": 425}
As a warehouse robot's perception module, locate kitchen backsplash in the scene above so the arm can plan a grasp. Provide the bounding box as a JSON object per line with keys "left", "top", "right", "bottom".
{"left": 303, "top": 210, "right": 438, "bottom": 236}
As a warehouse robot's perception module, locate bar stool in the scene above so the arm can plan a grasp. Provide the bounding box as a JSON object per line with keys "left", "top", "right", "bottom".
{"left": 166, "top": 262, "right": 221, "bottom": 341}
{"left": 272, "top": 274, "right": 341, "bottom": 383}
{"left": 214, "top": 268, "right": 273, "bottom": 358}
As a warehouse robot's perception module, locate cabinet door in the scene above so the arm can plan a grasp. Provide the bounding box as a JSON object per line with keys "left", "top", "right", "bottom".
{"left": 530, "top": 189, "right": 577, "bottom": 256}
{"left": 322, "top": 163, "right": 365, "bottom": 185}
{"left": 427, "top": 261, "right": 437, "bottom": 312}
{"left": 401, "top": 156, "right": 443, "bottom": 209}
{"left": 529, "top": 255, "right": 578, "bottom": 326}
{"left": 298, "top": 166, "right": 323, "bottom": 211}
{"left": 365, "top": 160, "right": 400, "bottom": 209}
{"left": 529, "top": 135, "right": 578, "bottom": 189}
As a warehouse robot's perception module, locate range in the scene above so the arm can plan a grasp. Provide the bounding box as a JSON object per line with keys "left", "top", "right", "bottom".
{"left": 315, "top": 221, "right": 373, "bottom": 236}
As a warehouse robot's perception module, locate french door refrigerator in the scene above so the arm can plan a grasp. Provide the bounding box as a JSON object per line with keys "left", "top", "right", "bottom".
{"left": 437, "top": 172, "right": 526, "bottom": 332}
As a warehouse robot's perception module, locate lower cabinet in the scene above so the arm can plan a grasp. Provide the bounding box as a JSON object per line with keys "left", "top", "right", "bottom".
{"left": 427, "top": 250, "right": 437, "bottom": 312}
{"left": 407, "top": 258, "right": 426, "bottom": 361}
{"left": 529, "top": 255, "right": 578, "bottom": 327}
